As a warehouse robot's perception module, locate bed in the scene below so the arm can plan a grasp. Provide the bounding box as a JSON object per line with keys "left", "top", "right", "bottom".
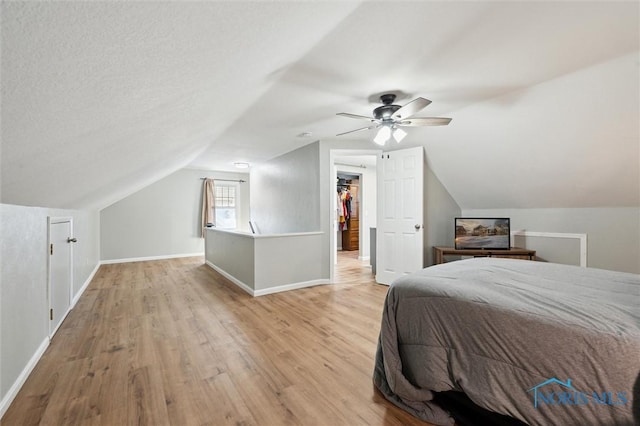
{"left": 373, "top": 257, "right": 640, "bottom": 426}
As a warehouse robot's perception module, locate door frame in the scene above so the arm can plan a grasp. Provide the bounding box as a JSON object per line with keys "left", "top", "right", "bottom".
{"left": 329, "top": 149, "right": 381, "bottom": 283}
{"left": 47, "top": 216, "right": 74, "bottom": 338}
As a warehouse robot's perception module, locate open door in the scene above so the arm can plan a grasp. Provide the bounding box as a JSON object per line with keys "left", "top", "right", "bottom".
{"left": 376, "top": 146, "right": 424, "bottom": 285}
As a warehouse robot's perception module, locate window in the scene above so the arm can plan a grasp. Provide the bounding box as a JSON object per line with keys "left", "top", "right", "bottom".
{"left": 214, "top": 184, "right": 238, "bottom": 229}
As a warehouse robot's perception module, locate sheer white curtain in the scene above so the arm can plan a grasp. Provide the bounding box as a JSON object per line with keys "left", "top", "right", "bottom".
{"left": 201, "top": 178, "right": 215, "bottom": 237}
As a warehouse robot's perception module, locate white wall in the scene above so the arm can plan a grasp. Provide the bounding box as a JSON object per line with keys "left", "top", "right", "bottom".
{"left": 250, "top": 142, "right": 320, "bottom": 234}
{"left": 100, "top": 168, "right": 249, "bottom": 262}
{"left": 463, "top": 207, "right": 640, "bottom": 274}
{"left": 0, "top": 204, "right": 100, "bottom": 417}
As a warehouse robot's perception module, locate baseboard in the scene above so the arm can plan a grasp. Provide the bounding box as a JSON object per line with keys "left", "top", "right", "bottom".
{"left": 71, "top": 262, "right": 100, "bottom": 308}
{"left": 205, "top": 261, "right": 254, "bottom": 296}
{"left": 253, "top": 279, "right": 330, "bottom": 297}
{"left": 358, "top": 255, "right": 370, "bottom": 261}
{"left": 0, "top": 338, "right": 49, "bottom": 419}
{"left": 0, "top": 261, "right": 101, "bottom": 419}
{"left": 101, "top": 252, "right": 204, "bottom": 265}
{"left": 204, "top": 261, "right": 330, "bottom": 297}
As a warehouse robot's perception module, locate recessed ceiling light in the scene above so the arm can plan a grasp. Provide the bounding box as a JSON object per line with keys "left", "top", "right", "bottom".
{"left": 234, "top": 162, "right": 250, "bottom": 169}
{"left": 297, "top": 132, "right": 312, "bottom": 138}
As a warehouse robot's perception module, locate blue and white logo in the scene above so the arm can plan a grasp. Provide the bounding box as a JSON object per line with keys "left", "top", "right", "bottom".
{"left": 527, "top": 377, "right": 628, "bottom": 409}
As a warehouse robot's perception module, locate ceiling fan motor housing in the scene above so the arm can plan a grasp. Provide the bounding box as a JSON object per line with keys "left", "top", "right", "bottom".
{"left": 373, "top": 94, "right": 401, "bottom": 121}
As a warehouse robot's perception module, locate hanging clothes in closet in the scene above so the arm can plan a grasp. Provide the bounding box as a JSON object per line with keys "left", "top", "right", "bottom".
{"left": 337, "top": 187, "right": 352, "bottom": 231}
{"left": 338, "top": 179, "right": 360, "bottom": 251}
{"left": 343, "top": 189, "right": 352, "bottom": 221}
{"left": 337, "top": 189, "right": 345, "bottom": 230}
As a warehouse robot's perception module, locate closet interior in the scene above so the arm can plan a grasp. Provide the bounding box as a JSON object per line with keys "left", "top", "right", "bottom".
{"left": 337, "top": 174, "right": 360, "bottom": 251}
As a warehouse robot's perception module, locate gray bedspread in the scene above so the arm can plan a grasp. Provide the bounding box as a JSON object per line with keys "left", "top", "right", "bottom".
{"left": 373, "top": 258, "right": 640, "bottom": 426}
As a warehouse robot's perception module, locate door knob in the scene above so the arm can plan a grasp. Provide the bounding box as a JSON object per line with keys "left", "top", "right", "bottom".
{"left": 67, "top": 237, "right": 77, "bottom": 243}
{"left": 415, "top": 224, "right": 421, "bottom": 230}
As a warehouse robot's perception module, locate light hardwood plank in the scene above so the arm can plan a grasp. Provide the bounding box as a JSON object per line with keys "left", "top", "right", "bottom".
{"left": 2, "top": 253, "right": 433, "bottom": 426}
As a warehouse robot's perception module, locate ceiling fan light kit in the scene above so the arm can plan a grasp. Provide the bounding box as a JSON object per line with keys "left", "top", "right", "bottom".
{"left": 392, "top": 127, "right": 407, "bottom": 143}
{"left": 373, "top": 126, "right": 391, "bottom": 145}
{"left": 373, "top": 125, "right": 407, "bottom": 146}
{"left": 336, "top": 93, "right": 451, "bottom": 145}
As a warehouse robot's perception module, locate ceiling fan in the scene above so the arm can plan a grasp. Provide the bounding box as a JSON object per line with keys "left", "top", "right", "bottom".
{"left": 336, "top": 93, "right": 451, "bottom": 145}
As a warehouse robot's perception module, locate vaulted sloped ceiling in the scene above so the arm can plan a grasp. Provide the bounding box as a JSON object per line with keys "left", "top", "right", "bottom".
{"left": 1, "top": 1, "right": 638, "bottom": 210}
{"left": 0, "top": 1, "right": 362, "bottom": 209}
{"left": 424, "top": 52, "right": 639, "bottom": 209}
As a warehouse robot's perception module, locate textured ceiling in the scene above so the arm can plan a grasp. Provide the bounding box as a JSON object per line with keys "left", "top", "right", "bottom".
{"left": 1, "top": 1, "right": 638, "bottom": 210}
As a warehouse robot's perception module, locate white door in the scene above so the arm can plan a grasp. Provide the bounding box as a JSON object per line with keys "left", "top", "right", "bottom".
{"left": 49, "top": 218, "right": 73, "bottom": 336}
{"left": 376, "top": 146, "right": 424, "bottom": 285}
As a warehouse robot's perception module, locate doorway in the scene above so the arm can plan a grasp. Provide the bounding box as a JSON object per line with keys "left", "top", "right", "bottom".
{"left": 331, "top": 152, "right": 378, "bottom": 283}
{"left": 337, "top": 172, "right": 360, "bottom": 251}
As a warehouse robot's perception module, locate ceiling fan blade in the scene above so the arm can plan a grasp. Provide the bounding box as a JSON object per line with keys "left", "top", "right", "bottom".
{"left": 336, "top": 112, "right": 375, "bottom": 121}
{"left": 336, "top": 124, "right": 380, "bottom": 136}
{"left": 398, "top": 117, "right": 452, "bottom": 126}
{"left": 391, "top": 97, "right": 432, "bottom": 120}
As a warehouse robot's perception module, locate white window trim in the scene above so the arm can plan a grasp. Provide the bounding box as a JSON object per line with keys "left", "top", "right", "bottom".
{"left": 510, "top": 230, "right": 587, "bottom": 267}
{"left": 214, "top": 181, "right": 241, "bottom": 230}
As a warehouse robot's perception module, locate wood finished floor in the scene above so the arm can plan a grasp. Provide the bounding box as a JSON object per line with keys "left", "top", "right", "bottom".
{"left": 2, "top": 251, "right": 432, "bottom": 426}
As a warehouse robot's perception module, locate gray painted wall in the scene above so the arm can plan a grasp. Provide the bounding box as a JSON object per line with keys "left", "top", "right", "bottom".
{"left": 100, "top": 168, "right": 250, "bottom": 261}
{"left": 424, "top": 161, "right": 462, "bottom": 266}
{"left": 204, "top": 229, "right": 326, "bottom": 293}
{"left": 205, "top": 229, "right": 255, "bottom": 288}
{"left": 463, "top": 207, "right": 640, "bottom": 273}
{"left": 250, "top": 142, "right": 321, "bottom": 234}
{"left": 0, "top": 204, "right": 100, "bottom": 410}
